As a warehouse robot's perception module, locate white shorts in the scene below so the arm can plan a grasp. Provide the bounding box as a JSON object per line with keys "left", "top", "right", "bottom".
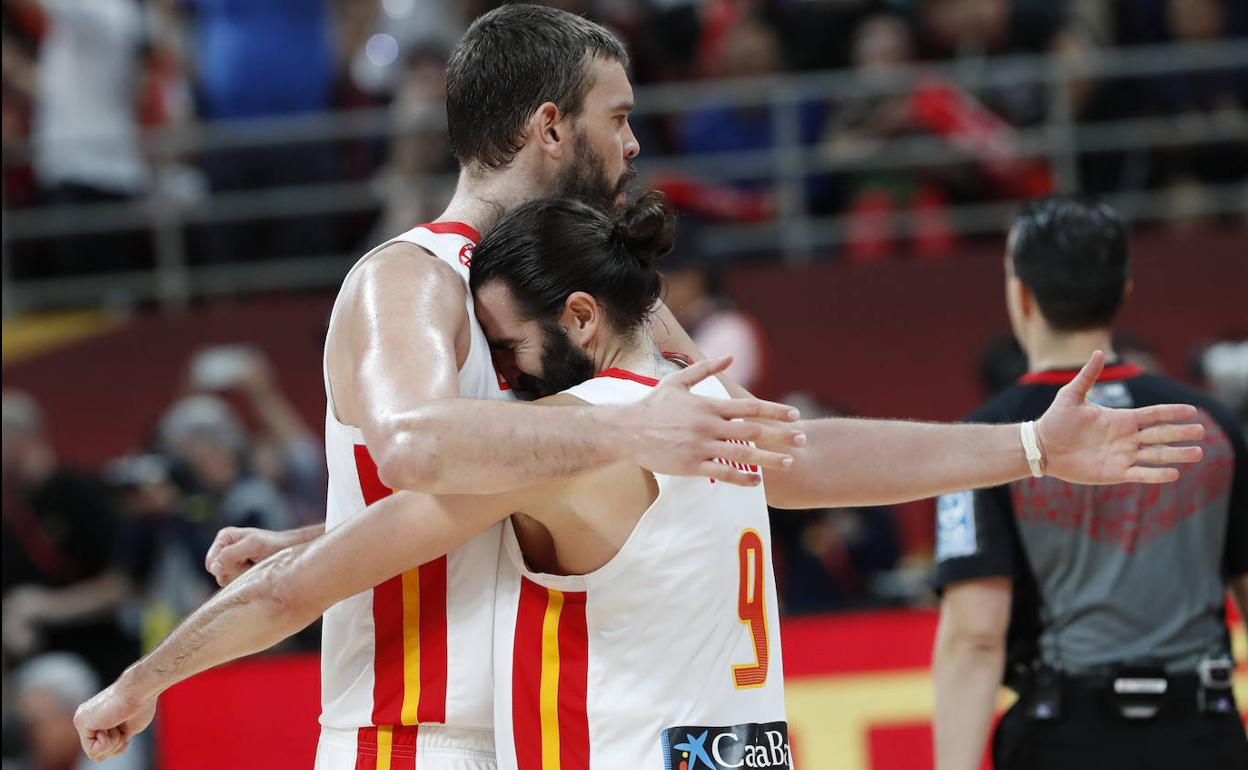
{"left": 314, "top": 724, "right": 496, "bottom": 770}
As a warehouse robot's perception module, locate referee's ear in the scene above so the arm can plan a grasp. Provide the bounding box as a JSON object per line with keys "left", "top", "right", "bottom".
{"left": 1007, "top": 273, "right": 1034, "bottom": 320}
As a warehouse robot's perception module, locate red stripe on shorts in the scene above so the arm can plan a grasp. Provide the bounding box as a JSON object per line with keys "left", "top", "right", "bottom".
{"left": 390, "top": 725, "right": 419, "bottom": 770}
{"left": 355, "top": 727, "right": 378, "bottom": 770}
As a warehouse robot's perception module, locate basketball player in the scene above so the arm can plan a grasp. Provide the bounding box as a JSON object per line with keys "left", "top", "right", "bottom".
{"left": 75, "top": 193, "right": 1206, "bottom": 767}
{"left": 72, "top": 8, "right": 804, "bottom": 770}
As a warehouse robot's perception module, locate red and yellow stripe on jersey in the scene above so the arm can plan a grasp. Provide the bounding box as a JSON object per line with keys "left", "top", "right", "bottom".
{"left": 512, "top": 577, "right": 590, "bottom": 770}
{"left": 354, "top": 725, "right": 419, "bottom": 770}
{"left": 354, "top": 446, "right": 449, "bottom": 727}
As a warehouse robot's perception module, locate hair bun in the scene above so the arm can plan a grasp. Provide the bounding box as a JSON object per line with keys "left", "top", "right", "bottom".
{"left": 614, "top": 191, "right": 676, "bottom": 267}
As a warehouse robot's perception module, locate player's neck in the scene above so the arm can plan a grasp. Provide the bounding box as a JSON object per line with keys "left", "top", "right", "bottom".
{"left": 595, "top": 332, "right": 672, "bottom": 381}
{"left": 438, "top": 166, "right": 545, "bottom": 235}
{"left": 1026, "top": 327, "right": 1116, "bottom": 372}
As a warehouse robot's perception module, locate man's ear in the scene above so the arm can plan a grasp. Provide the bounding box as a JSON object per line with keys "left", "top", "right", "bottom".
{"left": 1122, "top": 278, "right": 1134, "bottom": 302}
{"left": 531, "top": 102, "right": 567, "bottom": 161}
{"left": 562, "top": 291, "right": 600, "bottom": 343}
{"left": 1011, "top": 276, "right": 1034, "bottom": 320}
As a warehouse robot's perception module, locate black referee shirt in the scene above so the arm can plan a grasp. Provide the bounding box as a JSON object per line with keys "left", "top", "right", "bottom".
{"left": 933, "top": 363, "right": 1248, "bottom": 683}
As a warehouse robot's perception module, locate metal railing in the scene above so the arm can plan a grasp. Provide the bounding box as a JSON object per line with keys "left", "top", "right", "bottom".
{"left": 3, "top": 39, "right": 1247, "bottom": 316}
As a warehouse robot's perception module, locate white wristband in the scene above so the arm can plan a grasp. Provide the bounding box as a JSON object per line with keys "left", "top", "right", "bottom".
{"left": 1020, "top": 421, "right": 1045, "bottom": 478}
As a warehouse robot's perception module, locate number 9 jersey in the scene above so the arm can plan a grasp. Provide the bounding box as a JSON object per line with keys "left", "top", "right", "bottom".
{"left": 491, "top": 369, "right": 791, "bottom": 770}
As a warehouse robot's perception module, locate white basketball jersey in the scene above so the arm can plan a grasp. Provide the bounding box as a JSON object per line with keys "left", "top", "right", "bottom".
{"left": 492, "top": 370, "right": 790, "bottom": 770}
{"left": 320, "top": 222, "right": 515, "bottom": 739}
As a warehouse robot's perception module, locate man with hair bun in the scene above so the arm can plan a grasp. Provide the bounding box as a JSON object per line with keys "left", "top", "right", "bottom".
{"left": 77, "top": 8, "right": 1209, "bottom": 770}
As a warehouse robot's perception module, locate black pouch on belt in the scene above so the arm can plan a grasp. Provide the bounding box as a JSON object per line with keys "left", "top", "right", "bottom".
{"left": 1109, "top": 662, "right": 1169, "bottom": 719}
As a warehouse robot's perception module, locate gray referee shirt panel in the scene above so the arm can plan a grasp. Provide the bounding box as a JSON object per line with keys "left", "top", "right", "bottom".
{"left": 935, "top": 371, "right": 1247, "bottom": 675}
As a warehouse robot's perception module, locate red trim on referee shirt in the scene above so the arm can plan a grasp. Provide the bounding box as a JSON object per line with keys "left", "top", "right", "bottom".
{"left": 512, "top": 578, "right": 547, "bottom": 770}
{"left": 595, "top": 368, "right": 659, "bottom": 387}
{"left": 418, "top": 221, "right": 482, "bottom": 243}
{"left": 355, "top": 446, "right": 405, "bottom": 726}
{"left": 1018, "top": 363, "right": 1143, "bottom": 386}
{"left": 557, "top": 591, "right": 591, "bottom": 770}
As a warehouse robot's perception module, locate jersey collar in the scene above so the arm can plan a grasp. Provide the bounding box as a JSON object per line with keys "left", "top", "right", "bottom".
{"left": 418, "top": 221, "right": 482, "bottom": 243}
{"left": 1018, "top": 361, "right": 1143, "bottom": 386}
{"left": 595, "top": 368, "right": 660, "bottom": 387}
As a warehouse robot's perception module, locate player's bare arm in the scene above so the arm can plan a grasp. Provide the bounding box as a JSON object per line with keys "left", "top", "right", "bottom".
{"left": 763, "top": 352, "right": 1202, "bottom": 508}
{"left": 331, "top": 245, "right": 802, "bottom": 496}
{"left": 932, "top": 578, "right": 1012, "bottom": 770}
{"left": 74, "top": 387, "right": 679, "bottom": 761}
{"left": 74, "top": 479, "right": 544, "bottom": 761}
{"left": 655, "top": 319, "right": 1206, "bottom": 509}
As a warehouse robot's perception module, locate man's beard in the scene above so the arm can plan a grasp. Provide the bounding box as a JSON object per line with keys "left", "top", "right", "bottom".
{"left": 510, "top": 322, "right": 596, "bottom": 401}
{"left": 551, "top": 128, "right": 636, "bottom": 211}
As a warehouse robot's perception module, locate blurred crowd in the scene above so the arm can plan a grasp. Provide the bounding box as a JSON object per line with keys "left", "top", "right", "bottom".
{"left": 2, "top": 0, "right": 1246, "bottom": 279}
{"left": 1, "top": 3, "right": 1247, "bottom": 764}
{"left": 2, "top": 345, "right": 321, "bottom": 770}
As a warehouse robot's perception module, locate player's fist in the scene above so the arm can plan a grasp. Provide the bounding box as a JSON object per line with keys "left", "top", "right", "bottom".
{"left": 74, "top": 682, "right": 156, "bottom": 762}
{"left": 205, "top": 527, "right": 289, "bottom": 587}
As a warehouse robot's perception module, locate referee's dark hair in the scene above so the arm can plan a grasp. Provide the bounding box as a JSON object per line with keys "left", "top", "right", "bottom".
{"left": 1008, "top": 196, "right": 1130, "bottom": 331}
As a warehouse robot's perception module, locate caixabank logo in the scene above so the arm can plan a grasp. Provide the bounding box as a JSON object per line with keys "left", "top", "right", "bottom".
{"left": 661, "top": 721, "right": 792, "bottom": 770}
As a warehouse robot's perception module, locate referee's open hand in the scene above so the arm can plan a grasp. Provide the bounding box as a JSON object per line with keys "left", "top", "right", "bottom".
{"left": 1036, "top": 350, "right": 1205, "bottom": 484}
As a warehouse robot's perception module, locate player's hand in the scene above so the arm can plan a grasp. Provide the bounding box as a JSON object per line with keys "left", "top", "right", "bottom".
{"left": 1036, "top": 351, "right": 1205, "bottom": 484}
{"left": 205, "top": 527, "right": 292, "bottom": 587}
{"left": 622, "top": 355, "right": 804, "bottom": 486}
{"left": 73, "top": 680, "right": 157, "bottom": 762}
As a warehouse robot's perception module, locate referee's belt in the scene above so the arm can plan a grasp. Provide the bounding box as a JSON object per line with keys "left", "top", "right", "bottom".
{"left": 1037, "top": 668, "right": 1227, "bottom": 721}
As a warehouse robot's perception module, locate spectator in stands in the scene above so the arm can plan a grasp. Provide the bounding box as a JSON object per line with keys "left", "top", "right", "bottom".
{"left": 111, "top": 394, "right": 289, "bottom": 650}
{"left": 661, "top": 261, "right": 771, "bottom": 395}
{"left": 1, "top": 392, "right": 136, "bottom": 685}
{"left": 770, "top": 0, "right": 878, "bottom": 73}
{"left": 19, "top": 0, "right": 150, "bottom": 276}
{"left": 1193, "top": 338, "right": 1248, "bottom": 433}
{"left": 767, "top": 395, "right": 902, "bottom": 614}
{"left": 1148, "top": 0, "right": 1248, "bottom": 228}
{"left": 1, "top": 19, "right": 38, "bottom": 208}
{"left": 10, "top": 654, "right": 145, "bottom": 770}
{"left": 978, "top": 334, "right": 1028, "bottom": 398}
{"left": 673, "top": 13, "right": 823, "bottom": 218}
{"left": 1048, "top": 22, "right": 1151, "bottom": 196}
{"left": 370, "top": 45, "right": 457, "bottom": 241}
{"left": 180, "top": 0, "right": 339, "bottom": 262}
{"left": 678, "top": 13, "right": 823, "bottom": 192}
{"left": 633, "top": 0, "right": 702, "bottom": 82}
{"left": 186, "top": 346, "right": 325, "bottom": 526}
{"left": 822, "top": 13, "right": 959, "bottom": 260}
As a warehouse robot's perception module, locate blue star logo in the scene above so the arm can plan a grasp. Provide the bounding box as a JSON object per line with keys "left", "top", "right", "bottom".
{"left": 673, "top": 731, "right": 715, "bottom": 770}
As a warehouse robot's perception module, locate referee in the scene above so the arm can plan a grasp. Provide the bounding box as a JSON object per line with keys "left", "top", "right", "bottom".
{"left": 931, "top": 197, "right": 1248, "bottom": 770}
